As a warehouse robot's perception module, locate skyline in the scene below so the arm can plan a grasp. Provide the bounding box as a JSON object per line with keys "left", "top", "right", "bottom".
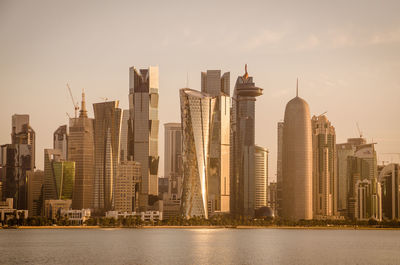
{"left": 1, "top": 0, "right": 400, "bottom": 181}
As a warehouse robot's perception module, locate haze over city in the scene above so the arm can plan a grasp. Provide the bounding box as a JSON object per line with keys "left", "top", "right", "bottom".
{"left": 1, "top": 0, "right": 400, "bottom": 181}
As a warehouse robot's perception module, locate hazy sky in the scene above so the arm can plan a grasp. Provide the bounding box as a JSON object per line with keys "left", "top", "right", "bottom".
{"left": 1, "top": 0, "right": 400, "bottom": 181}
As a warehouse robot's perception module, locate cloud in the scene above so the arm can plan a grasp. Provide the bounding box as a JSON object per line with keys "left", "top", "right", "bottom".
{"left": 244, "top": 29, "right": 286, "bottom": 50}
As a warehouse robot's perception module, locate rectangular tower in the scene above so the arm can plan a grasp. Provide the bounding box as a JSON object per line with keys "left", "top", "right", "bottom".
{"left": 128, "top": 66, "right": 159, "bottom": 198}
{"left": 164, "top": 123, "right": 183, "bottom": 200}
{"left": 201, "top": 70, "right": 230, "bottom": 214}
{"left": 93, "top": 101, "right": 122, "bottom": 212}
{"left": 53, "top": 125, "right": 68, "bottom": 160}
{"left": 114, "top": 161, "right": 141, "bottom": 212}
{"left": 255, "top": 145, "right": 268, "bottom": 209}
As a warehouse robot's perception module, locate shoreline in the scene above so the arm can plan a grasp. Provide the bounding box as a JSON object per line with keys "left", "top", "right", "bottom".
{"left": 4, "top": 225, "right": 400, "bottom": 230}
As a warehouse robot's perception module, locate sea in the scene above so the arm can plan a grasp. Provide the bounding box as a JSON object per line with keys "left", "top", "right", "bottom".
{"left": 1, "top": 228, "right": 399, "bottom": 264}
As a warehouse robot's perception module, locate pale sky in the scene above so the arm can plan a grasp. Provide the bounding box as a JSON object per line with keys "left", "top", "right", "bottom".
{"left": 1, "top": 0, "right": 400, "bottom": 181}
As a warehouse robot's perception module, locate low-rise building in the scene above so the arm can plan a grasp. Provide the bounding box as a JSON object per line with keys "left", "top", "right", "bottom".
{"left": 0, "top": 198, "right": 28, "bottom": 224}
{"left": 106, "top": 210, "right": 162, "bottom": 222}
{"left": 60, "top": 209, "right": 91, "bottom": 225}
{"left": 44, "top": 199, "right": 72, "bottom": 219}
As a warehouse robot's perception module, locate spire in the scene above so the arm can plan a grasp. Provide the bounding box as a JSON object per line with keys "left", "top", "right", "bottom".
{"left": 79, "top": 88, "right": 88, "bottom": 118}
{"left": 243, "top": 64, "right": 249, "bottom": 80}
{"left": 296, "top": 78, "right": 299, "bottom": 97}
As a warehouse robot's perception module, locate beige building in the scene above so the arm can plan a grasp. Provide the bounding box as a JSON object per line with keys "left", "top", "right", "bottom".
{"left": 53, "top": 125, "right": 68, "bottom": 160}
{"left": 69, "top": 91, "right": 95, "bottom": 210}
{"left": 255, "top": 145, "right": 268, "bottom": 209}
{"left": 114, "top": 161, "right": 141, "bottom": 212}
{"left": 27, "top": 170, "right": 44, "bottom": 217}
{"left": 93, "top": 101, "right": 122, "bottom": 212}
{"left": 311, "top": 115, "right": 337, "bottom": 218}
{"left": 44, "top": 199, "right": 72, "bottom": 219}
{"left": 180, "top": 88, "right": 216, "bottom": 219}
{"left": 282, "top": 83, "right": 313, "bottom": 220}
{"left": 276, "top": 121, "right": 284, "bottom": 217}
{"left": 201, "top": 70, "right": 230, "bottom": 214}
{"left": 128, "top": 66, "right": 159, "bottom": 198}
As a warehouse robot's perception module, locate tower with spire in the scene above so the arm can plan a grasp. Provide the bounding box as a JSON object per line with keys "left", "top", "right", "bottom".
{"left": 230, "top": 64, "right": 263, "bottom": 217}
{"left": 68, "top": 90, "right": 95, "bottom": 210}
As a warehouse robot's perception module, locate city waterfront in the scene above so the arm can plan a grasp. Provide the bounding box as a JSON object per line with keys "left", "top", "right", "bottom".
{"left": 1, "top": 228, "right": 400, "bottom": 264}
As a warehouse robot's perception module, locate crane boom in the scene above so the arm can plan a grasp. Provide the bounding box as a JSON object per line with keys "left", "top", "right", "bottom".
{"left": 67, "top": 83, "right": 79, "bottom": 118}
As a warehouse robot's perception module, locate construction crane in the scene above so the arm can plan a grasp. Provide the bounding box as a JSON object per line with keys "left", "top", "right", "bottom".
{"left": 356, "top": 122, "right": 363, "bottom": 138}
{"left": 317, "top": 111, "right": 328, "bottom": 117}
{"left": 67, "top": 83, "right": 79, "bottom": 118}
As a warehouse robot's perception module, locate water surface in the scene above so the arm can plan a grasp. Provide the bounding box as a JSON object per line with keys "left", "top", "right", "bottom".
{"left": 1, "top": 228, "right": 399, "bottom": 264}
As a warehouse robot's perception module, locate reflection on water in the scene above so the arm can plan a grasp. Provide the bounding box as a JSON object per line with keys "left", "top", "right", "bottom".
{"left": 1, "top": 228, "right": 400, "bottom": 265}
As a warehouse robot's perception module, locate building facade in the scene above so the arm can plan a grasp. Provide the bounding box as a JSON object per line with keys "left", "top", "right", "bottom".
{"left": 180, "top": 88, "right": 216, "bottom": 219}
{"left": 201, "top": 70, "right": 230, "bottom": 214}
{"left": 281, "top": 84, "right": 313, "bottom": 220}
{"left": 120, "top": 109, "right": 129, "bottom": 162}
{"left": 255, "top": 145, "right": 268, "bottom": 209}
{"left": 230, "top": 65, "right": 263, "bottom": 217}
{"left": 11, "top": 114, "right": 35, "bottom": 169}
{"left": 378, "top": 163, "right": 399, "bottom": 220}
{"left": 27, "top": 170, "right": 44, "bottom": 217}
{"left": 93, "top": 101, "right": 122, "bottom": 212}
{"left": 276, "top": 121, "right": 284, "bottom": 217}
{"left": 311, "top": 115, "right": 337, "bottom": 218}
{"left": 114, "top": 161, "right": 141, "bottom": 212}
{"left": 128, "top": 66, "right": 160, "bottom": 198}
{"left": 53, "top": 125, "right": 68, "bottom": 160}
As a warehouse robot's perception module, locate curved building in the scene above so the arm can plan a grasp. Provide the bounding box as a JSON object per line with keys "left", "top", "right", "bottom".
{"left": 180, "top": 88, "right": 216, "bottom": 219}
{"left": 282, "top": 83, "right": 312, "bottom": 220}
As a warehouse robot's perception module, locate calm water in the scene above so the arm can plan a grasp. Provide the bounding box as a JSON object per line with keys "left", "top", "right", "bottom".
{"left": 1, "top": 228, "right": 400, "bottom": 264}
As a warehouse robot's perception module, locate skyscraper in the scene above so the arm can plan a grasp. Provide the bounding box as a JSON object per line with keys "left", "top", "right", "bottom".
{"left": 27, "top": 170, "right": 44, "bottom": 217}
{"left": 164, "top": 123, "right": 183, "bottom": 200}
{"left": 114, "top": 161, "right": 141, "bottom": 212}
{"left": 93, "top": 101, "right": 122, "bottom": 212}
{"left": 180, "top": 88, "right": 216, "bottom": 219}
{"left": 281, "top": 81, "right": 312, "bottom": 220}
{"left": 44, "top": 149, "right": 75, "bottom": 201}
{"left": 201, "top": 70, "right": 230, "bottom": 214}
{"left": 255, "top": 145, "right": 268, "bottom": 209}
{"left": 311, "top": 115, "right": 337, "bottom": 218}
{"left": 378, "top": 163, "right": 399, "bottom": 220}
{"left": 128, "top": 66, "right": 159, "bottom": 198}
{"left": 276, "top": 121, "right": 284, "bottom": 217}
{"left": 11, "top": 114, "right": 35, "bottom": 169}
{"left": 53, "top": 125, "right": 68, "bottom": 160}
{"left": 120, "top": 109, "right": 129, "bottom": 162}
{"left": 230, "top": 65, "right": 263, "bottom": 217}
{"left": 336, "top": 137, "right": 366, "bottom": 214}
{"left": 69, "top": 91, "right": 95, "bottom": 210}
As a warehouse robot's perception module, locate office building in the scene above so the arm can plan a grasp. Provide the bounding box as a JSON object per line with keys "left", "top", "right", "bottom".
{"left": 0, "top": 144, "right": 33, "bottom": 209}
{"left": 281, "top": 81, "right": 312, "bottom": 220}
{"left": 44, "top": 149, "right": 75, "bottom": 201}
{"left": 68, "top": 91, "right": 95, "bottom": 210}
{"left": 114, "top": 161, "right": 141, "bottom": 212}
{"left": 378, "top": 163, "right": 399, "bottom": 220}
{"left": 11, "top": 114, "right": 35, "bottom": 169}
{"left": 53, "top": 125, "right": 68, "bottom": 160}
{"left": 255, "top": 145, "right": 268, "bottom": 209}
{"left": 44, "top": 199, "right": 72, "bottom": 219}
{"left": 0, "top": 198, "right": 28, "bottom": 224}
{"left": 201, "top": 70, "right": 230, "bottom": 214}
{"left": 180, "top": 88, "right": 216, "bottom": 219}
{"left": 311, "top": 115, "right": 337, "bottom": 218}
{"left": 336, "top": 138, "right": 366, "bottom": 214}
{"left": 268, "top": 181, "right": 277, "bottom": 216}
{"left": 355, "top": 178, "right": 382, "bottom": 221}
{"left": 93, "top": 101, "right": 122, "bottom": 212}
{"left": 230, "top": 65, "right": 263, "bottom": 217}
{"left": 27, "top": 170, "right": 44, "bottom": 217}
{"left": 128, "top": 66, "right": 159, "bottom": 198}
{"left": 120, "top": 109, "right": 129, "bottom": 162}
{"left": 276, "top": 121, "right": 284, "bottom": 217}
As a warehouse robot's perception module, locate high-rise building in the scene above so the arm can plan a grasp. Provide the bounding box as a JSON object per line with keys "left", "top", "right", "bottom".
{"left": 336, "top": 137, "right": 366, "bottom": 214}
{"left": 268, "top": 181, "right": 277, "bottom": 216}
{"left": 164, "top": 123, "right": 183, "bottom": 201}
{"left": 68, "top": 90, "right": 95, "bottom": 210}
{"left": 230, "top": 65, "right": 263, "bottom": 217}
{"left": 0, "top": 144, "right": 33, "bottom": 209}
{"left": 378, "top": 163, "right": 399, "bottom": 220}
{"left": 276, "top": 121, "right": 284, "bottom": 217}
{"left": 281, "top": 81, "right": 312, "bottom": 220}
{"left": 27, "top": 170, "right": 44, "bottom": 217}
{"left": 128, "top": 66, "right": 159, "bottom": 198}
{"left": 11, "top": 114, "right": 35, "bottom": 169}
{"left": 53, "top": 125, "right": 68, "bottom": 160}
{"left": 201, "top": 70, "right": 230, "bottom": 214}
{"left": 44, "top": 149, "right": 75, "bottom": 201}
{"left": 114, "top": 161, "right": 141, "bottom": 212}
{"left": 311, "top": 115, "right": 337, "bottom": 218}
{"left": 354, "top": 178, "right": 382, "bottom": 221}
{"left": 120, "top": 109, "right": 129, "bottom": 162}
{"left": 255, "top": 145, "right": 268, "bottom": 209}
{"left": 93, "top": 101, "right": 122, "bottom": 212}
{"left": 347, "top": 143, "right": 378, "bottom": 219}
{"left": 180, "top": 88, "right": 216, "bottom": 219}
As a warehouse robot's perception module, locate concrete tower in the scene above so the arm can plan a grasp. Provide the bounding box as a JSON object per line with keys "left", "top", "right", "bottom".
{"left": 282, "top": 80, "right": 312, "bottom": 220}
